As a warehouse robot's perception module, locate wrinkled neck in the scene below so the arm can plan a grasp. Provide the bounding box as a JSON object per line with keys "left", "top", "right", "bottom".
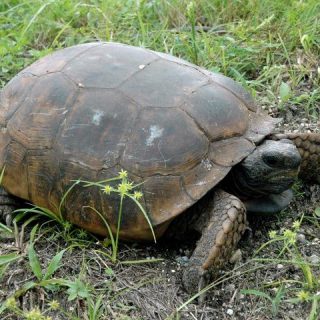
{"left": 222, "top": 168, "right": 268, "bottom": 200}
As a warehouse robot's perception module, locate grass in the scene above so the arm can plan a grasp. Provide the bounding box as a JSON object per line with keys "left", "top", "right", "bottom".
{"left": 242, "top": 217, "right": 320, "bottom": 319}
{"left": 0, "top": 170, "right": 157, "bottom": 319}
{"left": 0, "top": 0, "right": 320, "bottom": 319}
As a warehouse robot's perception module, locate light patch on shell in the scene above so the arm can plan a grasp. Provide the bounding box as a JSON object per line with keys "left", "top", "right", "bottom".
{"left": 92, "top": 110, "right": 104, "bottom": 126}
{"left": 146, "top": 125, "right": 164, "bottom": 146}
{"left": 201, "top": 159, "right": 213, "bottom": 171}
{"left": 195, "top": 180, "right": 207, "bottom": 186}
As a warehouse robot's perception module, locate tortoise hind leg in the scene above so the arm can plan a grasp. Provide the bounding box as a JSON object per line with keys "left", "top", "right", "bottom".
{"left": 183, "top": 189, "right": 247, "bottom": 294}
{"left": 272, "top": 133, "right": 320, "bottom": 183}
{"left": 0, "top": 187, "right": 20, "bottom": 225}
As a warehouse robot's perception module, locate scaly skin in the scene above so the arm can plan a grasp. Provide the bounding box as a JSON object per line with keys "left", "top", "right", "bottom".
{"left": 183, "top": 190, "right": 247, "bottom": 294}
{"left": 0, "top": 187, "right": 20, "bottom": 225}
{"left": 271, "top": 133, "right": 320, "bottom": 183}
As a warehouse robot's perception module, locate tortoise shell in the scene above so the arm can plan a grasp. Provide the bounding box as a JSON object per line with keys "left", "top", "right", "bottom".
{"left": 0, "top": 42, "right": 277, "bottom": 240}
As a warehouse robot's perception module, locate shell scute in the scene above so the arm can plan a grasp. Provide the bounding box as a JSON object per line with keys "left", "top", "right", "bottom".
{"left": 121, "top": 108, "right": 208, "bottom": 176}
{"left": 0, "top": 73, "right": 37, "bottom": 126}
{"left": 7, "top": 73, "right": 77, "bottom": 149}
{"left": 181, "top": 84, "right": 249, "bottom": 142}
{"left": 3, "top": 142, "right": 28, "bottom": 200}
{"left": 182, "top": 160, "right": 230, "bottom": 200}
{"left": 63, "top": 43, "right": 158, "bottom": 89}
{"left": 23, "top": 43, "right": 101, "bottom": 76}
{"left": 120, "top": 59, "right": 208, "bottom": 108}
{"left": 57, "top": 89, "right": 137, "bottom": 171}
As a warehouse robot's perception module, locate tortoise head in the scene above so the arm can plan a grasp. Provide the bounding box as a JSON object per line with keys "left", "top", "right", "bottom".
{"left": 231, "top": 139, "right": 301, "bottom": 198}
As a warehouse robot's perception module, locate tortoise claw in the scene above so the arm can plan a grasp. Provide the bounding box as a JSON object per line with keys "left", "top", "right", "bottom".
{"left": 5, "top": 210, "right": 13, "bottom": 226}
{"left": 183, "top": 265, "right": 210, "bottom": 303}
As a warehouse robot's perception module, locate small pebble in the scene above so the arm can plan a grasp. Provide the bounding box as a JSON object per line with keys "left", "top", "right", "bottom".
{"left": 277, "top": 264, "right": 284, "bottom": 269}
{"left": 294, "top": 274, "right": 300, "bottom": 281}
{"left": 296, "top": 233, "right": 307, "bottom": 244}
{"left": 308, "top": 254, "right": 320, "bottom": 264}
{"left": 226, "top": 308, "right": 234, "bottom": 316}
{"left": 225, "top": 284, "right": 236, "bottom": 292}
{"left": 229, "top": 249, "right": 242, "bottom": 264}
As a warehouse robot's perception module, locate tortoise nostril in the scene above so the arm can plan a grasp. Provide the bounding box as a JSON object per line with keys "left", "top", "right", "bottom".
{"left": 288, "top": 151, "right": 301, "bottom": 169}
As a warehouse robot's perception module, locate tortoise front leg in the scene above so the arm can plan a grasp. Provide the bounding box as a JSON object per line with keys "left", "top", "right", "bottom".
{"left": 0, "top": 187, "right": 19, "bottom": 225}
{"left": 272, "top": 133, "right": 320, "bottom": 183}
{"left": 183, "top": 189, "right": 247, "bottom": 294}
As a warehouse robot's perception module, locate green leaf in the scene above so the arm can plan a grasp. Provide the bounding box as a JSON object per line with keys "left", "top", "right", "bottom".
{"left": 128, "top": 194, "right": 156, "bottom": 243}
{"left": 0, "top": 305, "right": 6, "bottom": 315}
{"left": 66, "top": 279, "right": 90, "bottom": 301}
{"left": 88, "top": 294, "right": 104, "bottom": 319}
{"left": 0, "top": 264, "right": 9, "bottom": 279}
{"left": 315, "top": 207, "right": 320, "bottom": 217}
{"left": 43, "top": 249, "right": 66, "bottom": 280}
{"left": 104, "top": 267, "right": 114, "bottom": 276}
{"left": 309, "top": 296, "right": 319, "bottom": 320}
{"left": 272, "top": 285, "right": 285, "bottom": 316}
{"left": 40, "top": 278, "right": 73, "bottom": 288}
{"left": 241, "top": 289, "right": 272, "bottom": 302}
{"left": 279, "top": 81, "right": 291, "bottom": 102}
{"left": 29, "top": 224, "right": 39, "bottom": 243}
{"left": 0, "top": 222, "right": 13, "bottom": 234}
{"left": 28, "top": 244, "right": 42, "bottom": 281}
{"left": 14, "top": 281, "right": 37, "bottom": 298}
{"left": 0, "top": 253, "right": 20, "bottom": 266}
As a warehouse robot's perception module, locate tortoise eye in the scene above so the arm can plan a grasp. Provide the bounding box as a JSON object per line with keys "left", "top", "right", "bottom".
{"left": 262, "top": 154, "right": 280, "bottom": 168}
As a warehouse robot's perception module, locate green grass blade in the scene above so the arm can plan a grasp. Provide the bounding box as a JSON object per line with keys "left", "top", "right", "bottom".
{"left": 128, "top": 194, "right": 156, "bottom": 243}
{"left": 14, "top": 206, "right": 58, "bottom": 223}
{"left": 20, "top": 1, "right": 53, "bottom": 39}
{"left": 0, "top": 222, "right": 12, "bottom": 234}
{"left": 27, "top": 244, "right": 42, "bottom": 281}
{"left": 43, "top": 249, "right": 66, "bottom": 280}
{"left": 58, "top": 180, "right": 81, "bottom": 218}
{"left": 13, "top": 281, "right": 38, "bottom": 298}
{"left": 90, "top": 294, "right": 103, "bottom": 319}
{"left": 121, "top": 258, "right": 163, "bottom": 265}
{"left": 309, "top": 296, "right": 319, "bottom": 320}
{"left": 272, "top": 285, "right": 285, "bottom": 316}
{"left": 0, "top": 253, "right": 20, "bottom": 266}
{"left": 0, "top": 302, "right": 6, "bottom": 315}
{"left": 29, "top": 224, "right": 39, "bottom": 243}
{"left": 84, "top": 206, "right": 115, "bottom": 252}
{"left": 240, "top": 289, "right": 272, "bottom": 302}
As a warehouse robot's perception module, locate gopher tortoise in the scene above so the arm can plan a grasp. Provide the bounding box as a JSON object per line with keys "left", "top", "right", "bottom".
{"left": 0, "top": 42, "right": 319, "bottom": 293}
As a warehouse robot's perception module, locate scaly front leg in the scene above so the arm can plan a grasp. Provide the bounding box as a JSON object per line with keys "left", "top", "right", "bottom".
{"left": 0, "top": 187, "right": 19, "bottom": 225}
{"left": 183, "top": 190, "right": 247, "bottom": 295}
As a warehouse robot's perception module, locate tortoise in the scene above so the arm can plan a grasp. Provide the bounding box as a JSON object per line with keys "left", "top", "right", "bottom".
{"left": 0, "top": 42, "right": 319, "bottom": 293}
